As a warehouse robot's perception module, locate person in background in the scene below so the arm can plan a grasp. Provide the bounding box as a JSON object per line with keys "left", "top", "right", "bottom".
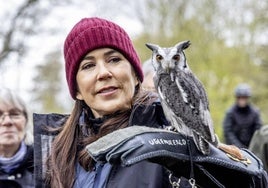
{"left": 0, "top": 88, "right": 34, "bottom": 188}
{"left": 223, "top": 83, "right": 262, "bottom": 148}
{"left": 142, "top": 59, "right": 156, "bottom": 92}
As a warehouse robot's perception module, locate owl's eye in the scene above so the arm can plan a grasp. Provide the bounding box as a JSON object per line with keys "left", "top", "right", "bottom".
{"left": 173, "top": 55, "right": 180, "bottom": 61}
{"left": 156, "top": 55, "right": 163, "bottom": 62}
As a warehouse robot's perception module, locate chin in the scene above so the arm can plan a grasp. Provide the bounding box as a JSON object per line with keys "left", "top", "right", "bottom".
{"left": 104, "top": 104, "right": 131, "bottom": 114}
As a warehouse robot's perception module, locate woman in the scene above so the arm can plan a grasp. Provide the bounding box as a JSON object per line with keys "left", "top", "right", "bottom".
{"left": 33, "top": 17, "right": 171, "bottom": 188}
{"left": 34, "top": 17, "right": 267, "bottom": 188}
{"left": 0, "top": 88, "right": 34, "bottom": 188}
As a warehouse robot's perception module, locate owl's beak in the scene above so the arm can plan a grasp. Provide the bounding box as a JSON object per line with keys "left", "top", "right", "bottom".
{"left": 166, "top": 66, "right": 170, "bottom": 74}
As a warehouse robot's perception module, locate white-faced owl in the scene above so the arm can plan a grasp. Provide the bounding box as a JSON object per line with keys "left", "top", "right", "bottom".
{"left": 146, "top": 41, "right": 218, "bottom": 155}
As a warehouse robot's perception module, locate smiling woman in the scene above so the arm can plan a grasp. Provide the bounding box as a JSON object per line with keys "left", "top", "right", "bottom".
{"left": 34, "top": 17, "right": 173, "bottom": 188}
{"left": 0, "top": 88, "right": 34, "bottom": 187}
{"left": 76, "top": 48, "right": 138, "bottom": 118}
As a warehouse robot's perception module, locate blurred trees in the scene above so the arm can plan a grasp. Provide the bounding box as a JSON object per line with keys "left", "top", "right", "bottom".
{"left": 31, "top": 51, "right": 68, "bottom": 113}
{"left": 0, "top": 0, "right": 267, "bottom": 140}
{"left": 240, "top": 1, "right": 268, "bottom": 128}
{"left": 0, "top": 0, "right": 61, "bottom": 65}
{"left": 0, "top": 0, "right": 39, "bottom": 64}
{"left": 0, "top": 0, "right": 78, "bottom": 112}
{"left": 130, "top": 0, "right": 268, "bottom": 139}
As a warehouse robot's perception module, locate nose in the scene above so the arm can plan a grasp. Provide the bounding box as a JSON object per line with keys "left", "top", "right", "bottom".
{"left": 97, "top": 62, "right": 112, "bottom": 80}
{"left": 0, "top": 115, "right": 13, "bottom": 125}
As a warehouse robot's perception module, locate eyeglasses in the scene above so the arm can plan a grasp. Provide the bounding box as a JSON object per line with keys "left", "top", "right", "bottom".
{"left": 0, "top": 111, "right": 24, "bottom": 124}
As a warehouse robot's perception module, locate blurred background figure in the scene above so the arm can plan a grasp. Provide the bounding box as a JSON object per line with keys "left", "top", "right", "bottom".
{"left": 142, "top": 59, "right": 156, "bottom": 92}
{"left": 249, "top": 125, "right": 268, "bottom": 171}
{"left": 0, "top": 88, "right": 34, "bottom": 187}
{"left": 223, "top": 83, "right": 262, "bottom": 148}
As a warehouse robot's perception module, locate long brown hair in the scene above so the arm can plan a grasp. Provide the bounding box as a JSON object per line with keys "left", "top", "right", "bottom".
{"left": 47, "top": 84, "right": 158, "bottom": 188}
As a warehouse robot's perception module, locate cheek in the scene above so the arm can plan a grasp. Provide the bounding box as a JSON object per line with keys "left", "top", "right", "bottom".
{"left": 128, "top": 78, "right": 138, "bottom": 97}
{"left": 18, "top": 121, "right": 27, "bottom": 135}
{"left": 76, "top": 74, "right": 95, "bottom": 100}
{"left": 121, "top": 73, "right": 138, "bottom": 99}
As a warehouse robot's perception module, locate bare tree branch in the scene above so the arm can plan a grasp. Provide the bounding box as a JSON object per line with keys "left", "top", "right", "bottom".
{"left": 0, "top": 0, "right": 38, "bottom": 64}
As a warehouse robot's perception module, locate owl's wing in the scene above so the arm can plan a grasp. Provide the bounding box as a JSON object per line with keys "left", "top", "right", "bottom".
{"left": 176, "top": 71, "right": 215, "bottom": 143}
{"left": 184, "top": 73, "right": 215, "bottom": 142}
{"left": 178, "top": 72, "right": 209, "bottom": 110}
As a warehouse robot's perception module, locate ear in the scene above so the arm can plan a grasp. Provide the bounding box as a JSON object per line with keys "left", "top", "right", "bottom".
{"left": 145, "top": 43, "right": 159, "bottom": 52}
{"left": 76, "top": 91, "right": 83, "bottom": 100}
{"left": 175, "top": 40, "right": 191, "bottom": 51}
{"left": 135, "top": 76, "right": 139, "bottom": 86}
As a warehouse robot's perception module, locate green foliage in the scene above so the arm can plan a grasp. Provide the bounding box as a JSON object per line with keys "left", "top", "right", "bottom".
{"left": 134, "top": 0, "right": 268, "bottom": 141}
{"left": 31, "top": 51, "right": 66, "bottom": 113}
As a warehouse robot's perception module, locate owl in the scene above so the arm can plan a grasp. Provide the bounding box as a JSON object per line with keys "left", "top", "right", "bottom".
{"left": 146, "top": 40, "right": 218, "bottom": 155}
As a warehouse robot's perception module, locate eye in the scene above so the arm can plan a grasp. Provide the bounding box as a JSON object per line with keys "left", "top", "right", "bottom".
{"left": 81, "top": 62, "right": 95, "bottom": 70}
{"left": 108, "top": 57, "right": 121, "bottom": 64}
{"left": 8, "top": 110, "right": 24, "bottom": 119}
{"left": 9, "top": 109, "right": 23, "bottom": 115}
{"left": 156, "top": 54, "right": 163, "bottom": 62}
{"left": 9, "top": 113, "right": 23, "bottom": 118}
{"left": 173, "top": 55, "right": 180, "bottom": 61}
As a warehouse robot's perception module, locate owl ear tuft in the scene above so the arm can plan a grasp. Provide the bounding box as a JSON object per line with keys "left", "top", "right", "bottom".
{"left": 175, "top": 40, "right": 191, "bottom": 51}
{"left": 145, "top": 43, "right": 159, "bottom": 52}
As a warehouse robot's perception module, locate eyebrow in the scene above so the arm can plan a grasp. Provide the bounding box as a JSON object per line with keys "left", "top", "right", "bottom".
{"left": 82, "top": 49, "right": 119, "bottom": 60}
{"left": 0, "top": 108, "right": 22, "bottom": 113}
{"left": 103, "top": 50, "right": 118, "bottom": 57}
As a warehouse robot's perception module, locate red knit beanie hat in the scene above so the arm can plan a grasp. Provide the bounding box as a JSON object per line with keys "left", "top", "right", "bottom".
{"left": 64, "top": 17, "right": 143, "bottom": 99}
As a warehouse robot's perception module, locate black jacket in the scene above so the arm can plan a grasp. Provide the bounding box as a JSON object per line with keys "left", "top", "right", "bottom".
{"left": 223, "top": 104, "right": 262, "bottom": 148}
{"left": 0, "top": 145, "right": 34, "bottom": 188}
{"left": 34, "top": 102, "right": 267, "bottom": 188}
{"left": 34, "top": 102, "right": 180, "bottom": 188}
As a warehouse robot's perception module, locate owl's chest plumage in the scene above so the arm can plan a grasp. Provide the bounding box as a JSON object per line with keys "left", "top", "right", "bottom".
{"left": 155, "top": 72, "right": 185, "bottom": 114}
{"left": 154, "top": 70, "right": 212, "bottom": 139}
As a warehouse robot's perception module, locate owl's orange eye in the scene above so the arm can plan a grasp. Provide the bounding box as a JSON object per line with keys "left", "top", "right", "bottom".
{"left": 173, "top": 55, "right": 180, "bottom": 61}
{"left": 156, "top": 55, "right": 163, "bottom": 62}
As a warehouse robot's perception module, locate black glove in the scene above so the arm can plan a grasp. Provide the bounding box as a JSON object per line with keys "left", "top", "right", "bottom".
{"left": 86, "top": 126, "right": 268, "bottom": 188}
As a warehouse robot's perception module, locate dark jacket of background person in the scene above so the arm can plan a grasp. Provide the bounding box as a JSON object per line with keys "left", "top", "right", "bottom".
{"left": 0, "top": 146, "right": 34, "bottom": 188}
{"left": 223, "top": 104, "right": 262, "bottom": 148}
{"left": 249, "top": 125, "right": 268, "bottom": 171}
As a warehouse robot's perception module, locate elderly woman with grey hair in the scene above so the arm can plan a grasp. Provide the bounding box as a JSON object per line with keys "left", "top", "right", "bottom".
{"left": 0, "top": 88, "right": 34, "bottom": 187}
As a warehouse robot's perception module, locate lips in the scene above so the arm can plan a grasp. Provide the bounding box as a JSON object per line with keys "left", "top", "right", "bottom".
{"left": 1, "top": 131, "right": 15, "bottom": 135}
{"left": 97, "top": 86, "right": 118, "bottom": 94}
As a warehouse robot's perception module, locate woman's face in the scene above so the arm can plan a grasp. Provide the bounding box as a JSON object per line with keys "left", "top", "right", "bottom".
{"left": 0, "top": 103, "right": 26, "bottom": 150}
{"left": 76, "top": 48, "right": 139, "bottom": 118}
